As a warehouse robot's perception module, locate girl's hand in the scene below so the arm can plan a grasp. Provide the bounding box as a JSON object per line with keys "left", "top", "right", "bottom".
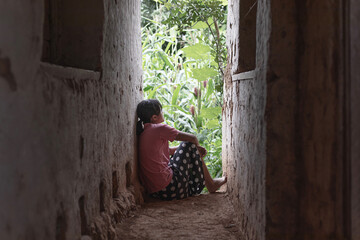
{"left": 197, "top": 145, "right": 207, "bottom": 158}
{"left": 169, "top": 146, "right": 178, "bottom": 156}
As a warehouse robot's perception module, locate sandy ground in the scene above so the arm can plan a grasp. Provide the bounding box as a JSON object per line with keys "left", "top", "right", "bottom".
{"left": 115, "top": 192, "right": 242, "bottom": 239}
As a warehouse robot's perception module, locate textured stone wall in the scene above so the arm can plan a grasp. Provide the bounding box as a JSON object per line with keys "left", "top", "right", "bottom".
{"left": 222, "top": 0, "right": 269, "bottom": 239}
{"left": 0, "top": 0, "right": 142, "bottom": 239}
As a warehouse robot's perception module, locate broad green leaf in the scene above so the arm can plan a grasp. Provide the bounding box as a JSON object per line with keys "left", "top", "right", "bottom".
{"left": 206, "top": 119, "right": 220, "bottom": 129}
{"left": 200, "top": 107, "right": 222, "bottom": 119}
{"left": 192, "top": 21, "right": 208, "bottom": 29}
{"left": 191, "top": 67, "right": 218, "bottom": 81}
{"left": 221, "top": 0, "right": 228, "bottom": 6}
{"left": 210, "top": 59, "right": 218, "bottom": 67}
{"left": 182, "top": 43, "right": 211, "bottom": 60}
{"left": 171, "top": 84, "right": 181, "bottom": 105}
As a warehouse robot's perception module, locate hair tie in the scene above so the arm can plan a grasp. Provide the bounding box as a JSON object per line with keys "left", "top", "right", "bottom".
{"left": 138, "top": 118, "right": 144, "bottom": 128}
{"left": 136, "top": 119, "right": 145, "bottom": 135}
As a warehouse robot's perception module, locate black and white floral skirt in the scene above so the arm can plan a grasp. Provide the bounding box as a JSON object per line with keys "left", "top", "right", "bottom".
{"left": 151, "top": 141, "right": 205, "bottom": 200}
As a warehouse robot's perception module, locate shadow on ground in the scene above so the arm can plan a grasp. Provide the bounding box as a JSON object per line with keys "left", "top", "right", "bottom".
{"left": 116, "top": 192, "right": 241, "bottom": 239}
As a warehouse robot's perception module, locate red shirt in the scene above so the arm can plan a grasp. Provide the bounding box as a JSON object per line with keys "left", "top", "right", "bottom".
{"left": 138, "top": 123, "right": 179, "bottom": 193}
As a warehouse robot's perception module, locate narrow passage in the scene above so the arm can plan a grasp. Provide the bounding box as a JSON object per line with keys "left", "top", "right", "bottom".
{"left": 116, "top": 192, "right": 241, "bottom": 239}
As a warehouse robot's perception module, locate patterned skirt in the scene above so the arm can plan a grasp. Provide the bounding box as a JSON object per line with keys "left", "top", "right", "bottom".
{"left": 151, "top": 141, "right": 205, "bottom": 200}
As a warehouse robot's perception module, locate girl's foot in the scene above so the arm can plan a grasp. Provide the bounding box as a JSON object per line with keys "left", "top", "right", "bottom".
{"left": 207, "top": 177, "right": 227, "bottom": 193}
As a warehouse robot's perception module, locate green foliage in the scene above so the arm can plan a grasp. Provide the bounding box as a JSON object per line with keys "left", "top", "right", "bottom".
{"left": 161, "top": 0, "right": 228, "bottom": 81}
{"left": 191, "top": 67, "right": 218, "bottom": 81}
{"left": 141, "top": 0, "right": 227, "bottom": 178}
{"left": 182, "top": 43, "right": 212, "bottom": 60}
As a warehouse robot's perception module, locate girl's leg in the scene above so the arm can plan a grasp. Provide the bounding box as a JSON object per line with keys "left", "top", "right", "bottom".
{"left": 176, "top": 142, "right": 205, "bottom": 195}
{"left": 170, "top": 141, "right": 227, "bottom": 197}
{"left": 177, "top": 141, "right": 226, "bottom": 193}
{"left": 155, "top": 178, "right": 177, "bottom": 200}
{"left": 200, "top": 156, "right": 227, "bottom": 193}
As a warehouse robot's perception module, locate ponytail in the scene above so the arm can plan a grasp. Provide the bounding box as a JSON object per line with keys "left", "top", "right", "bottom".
{"left": 136, "top": 119, "right": 144, "bottom": 135}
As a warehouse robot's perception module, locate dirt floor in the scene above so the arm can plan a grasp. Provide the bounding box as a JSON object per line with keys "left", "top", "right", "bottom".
{"left": 115, "top": 192, "right": 242, "bottom": 239}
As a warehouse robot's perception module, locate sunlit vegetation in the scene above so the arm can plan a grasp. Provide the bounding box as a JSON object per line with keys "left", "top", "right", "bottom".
{"left": 141, "top": 0, "right": 227, "bottom": 178}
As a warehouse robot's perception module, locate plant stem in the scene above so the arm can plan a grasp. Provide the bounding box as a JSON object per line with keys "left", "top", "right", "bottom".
{"left": 212, "top": 16, "right": 224, "bottom": 77}
{"left": 197, "top": 81, "right": 201, "bottom": 132}
{"left": 205, "top": 18, "right": 224, "bottom": 78}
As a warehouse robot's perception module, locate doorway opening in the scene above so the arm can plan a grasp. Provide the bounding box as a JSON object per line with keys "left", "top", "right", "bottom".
{"left": 140, "top": 0, "right": 228, "bottom": 180}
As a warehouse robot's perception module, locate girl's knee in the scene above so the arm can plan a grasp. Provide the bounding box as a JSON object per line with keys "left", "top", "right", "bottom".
{"left": 180, "top": 141, "right": 192, "bottom": 146}
{"left": 180, "top": 141, "right": 198, "bottom": 151}
{"left": 179, "top": 142, "right": 195, "bottom": 151}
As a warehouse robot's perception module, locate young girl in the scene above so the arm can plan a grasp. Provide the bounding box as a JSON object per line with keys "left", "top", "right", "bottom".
{"left": 136, "top": 99, "right": 226, "bottom": 200}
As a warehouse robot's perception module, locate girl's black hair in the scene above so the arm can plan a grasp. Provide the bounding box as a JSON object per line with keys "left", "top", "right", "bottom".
{"left": 136, "top": 99, "right": 162, "bottom": 135}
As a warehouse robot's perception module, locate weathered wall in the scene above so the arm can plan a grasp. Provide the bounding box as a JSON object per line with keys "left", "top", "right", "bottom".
{"left": 350, "top": 0, "right": 360, "bottom": 238}
{"left": 266, "top": 0, "right": 348, "bottom": 239}
{"left": 264, "top": 0, "right": 299, "bottom": 238}
{"left": 0, "top": 0, "right": 142, "bottom": 239}
{"left": 222, "top": 0, "right": 269, "bottom": 239}
{"left": 225, "top": 0, "right": 357, "bottom": 239}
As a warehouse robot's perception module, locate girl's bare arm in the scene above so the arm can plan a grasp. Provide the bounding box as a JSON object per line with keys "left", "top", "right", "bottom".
{"left": 169, "top": 131, "right": 197, "bottom": 156}
{"left": 175, "top": 131, "right": 199, "bottom": 146}
{"left": 169, "top": 146, "right": 177, "bottom": 155}
{"left": 175, "top": 132, "right": 207, "bottom": 157}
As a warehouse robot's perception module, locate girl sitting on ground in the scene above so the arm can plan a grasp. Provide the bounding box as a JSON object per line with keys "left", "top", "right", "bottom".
{"left": 136, "top": 99, "right": 226, "bottom": 200}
